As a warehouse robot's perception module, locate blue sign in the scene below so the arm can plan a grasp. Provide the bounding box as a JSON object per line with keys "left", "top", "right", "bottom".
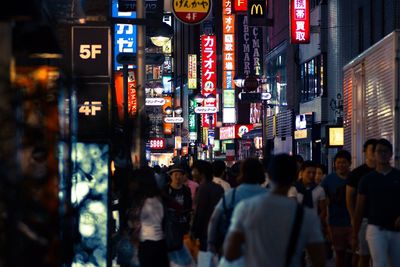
{"left": 112, "top": 0, "right": 137, "bottom": 70}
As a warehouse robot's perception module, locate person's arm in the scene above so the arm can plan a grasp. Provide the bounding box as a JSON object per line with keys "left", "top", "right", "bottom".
{"left": 306, "top": 242, "right": 326, "bottom": 267}
{"left": 346, "top": 185, "right": 357, "bottom": 223}
{"left": 352, "top": 193, "right": 366, "bottom": 250}
{"left": 207, "top": 201, "right": 223, "bottom": 252}
{"left": 318, "top": 199, "right": 328, "bottom": 237}
{"left": 223, "top": 230, "right": 245, "bottom": 261}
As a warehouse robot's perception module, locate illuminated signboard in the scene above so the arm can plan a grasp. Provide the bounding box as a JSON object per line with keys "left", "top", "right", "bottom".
{"left": 149, "top": 138, "right": 166, "bottom": 149}
{"left": 223, "top": 0, "right": 235, "bottom": 90}
{"left": 114, "top": 70, "right": 137, "bottom": 121}
{"left": 188, "top": 54, "right": 197, "bottom": 89}
{"left": 172, "top": 0, "right": 211, "bottom": 24}
{"left": 224, "top": 90, "right": 235, "bottom": 108}
{"left": 247, "top": 0, "right": 267, "bottom": 26}
{"left": 233, "top": 0, "right": 248, "bottom": 12}
{"left": 290, "top": 0, "right": 310, "bottom": 44}
{"left": 219, "top": 126, "right": 236, "bottom": 140}
{"left": 326, "top": 126, "right": 344, "bottom": 147}
{"left": 235, "top": 124, "right": 254, "bottom": 138}
{"left": 112, "top": 0, "right": 137, "bottom": 70}
{"left": 201, "top": 35, "right": 217, "bottom": 128}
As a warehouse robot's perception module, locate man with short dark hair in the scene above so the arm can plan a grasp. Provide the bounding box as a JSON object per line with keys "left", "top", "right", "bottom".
{"left": 223, "top": 154, "right": 325, "bottom": 267}
{"left": 353, "top": 138, "right": 400, "bottom": 267}
{"left": 212, "top": 160, "right": 231, "bottom": 192}
{"left": 321, "top": 149, "right": 353, "bottom": 267}
{"left": 346, "top": 138, "right": 377, "bottom": 267}
{"left": 190, "top": 160, "right": 224, "bottom": 267}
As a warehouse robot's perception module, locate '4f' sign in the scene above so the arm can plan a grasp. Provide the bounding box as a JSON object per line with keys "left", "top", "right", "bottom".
{"left": 80, "top": 44, "right": 102, "bottom": 59}
{"left": 79, "top": 101, "right": 103, "bottom": 116}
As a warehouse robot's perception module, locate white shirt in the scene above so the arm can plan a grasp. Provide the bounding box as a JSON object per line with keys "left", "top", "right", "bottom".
{"left": 291, "top": 185, "right": 326, "bottom": 213}
{"left": 229, "top": 193, "right": 324, "bottom": 267}
{"left": 213, "top": 177, "right": 231, "bottom": 192}
{"left": 139, "top": 197, "right": 164, "bottom": 241}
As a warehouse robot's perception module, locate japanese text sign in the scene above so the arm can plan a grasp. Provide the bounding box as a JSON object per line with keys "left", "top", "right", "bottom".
{"left": 290, "top": 0, "right": 310, "bottom": 44}
{"left": 201, "top": 35, "right": 217, "bottom": 127}
{"left": 172, "top": 0, "right": 211, "bottom": 24}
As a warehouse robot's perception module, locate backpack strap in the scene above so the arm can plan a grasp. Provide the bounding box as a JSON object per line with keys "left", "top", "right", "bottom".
{"left": 285, "top": 203, "right": 304, "bottom": 267}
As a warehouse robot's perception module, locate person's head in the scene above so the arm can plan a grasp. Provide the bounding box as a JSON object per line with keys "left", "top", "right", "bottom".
{"left": 374, "top": 138, "right": 393, "bottom": 165}
{"left": 135, "top": 166, "right": 160, "bottom": 198}
{"left": 299, "top": 160, "right": 316, "bottom": 185}
{"left": 267, "top": 154, "right": 297, "bottom": 187}
{"left": 191, "top": 160, "right": 213, "bottom": 183}
{"left": 295, "top": 154, "right": 304, "bottom": 169}
{"left": 212, "top": 160, "right": 226, "bottom": 178}
{"left": 167, "top": 164, "right": 185, "bottom": 188}
{"left": 315, "top": 163, "right": 327, "bottom": 184}
{"left": 334, "top": 150, "right": 352, "bottom": 177}
{"left": 153, "top": 165, "right": 161, "bottom": 174}
{"left": 363, "top": 138, "right": 378, "bottom": 166}
{"left": 237, "top": 158, "right": 265, "bottom": 184}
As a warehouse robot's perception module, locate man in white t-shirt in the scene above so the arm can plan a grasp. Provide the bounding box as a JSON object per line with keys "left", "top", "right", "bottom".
{"left": 223, "top": 154, "right": 326, "bottom": 267}
{"left": 212, "top": 160, "right": 231, "bottom": 192}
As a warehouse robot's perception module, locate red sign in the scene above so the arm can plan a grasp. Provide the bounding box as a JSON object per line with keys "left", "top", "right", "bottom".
{"left": 201, "top": 35, "right": 217, "bottom": 128}
{"left": 235, "top": 124, "right": 254, "bottom": 138}
{"left": 149, "top": 138, "right": 166, "bottom": 150}
{"left": 172, "top": 0, "right": 212, "bottom": 24}
{"left": 290, "top": 0, "right": 310, "bottom": 44}
{"left": 233, "top": 0, "right": 248, "bottom": 12}
{"left": 114, "top": 70, "right": 137, "bottom": 122}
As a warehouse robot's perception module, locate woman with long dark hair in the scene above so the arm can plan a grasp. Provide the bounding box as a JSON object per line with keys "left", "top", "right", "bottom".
{"left": 128, "top": 166, "right": 169, "bottom": 267}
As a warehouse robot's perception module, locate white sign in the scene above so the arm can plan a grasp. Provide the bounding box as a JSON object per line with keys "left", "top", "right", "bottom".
{"left": 164, "top": 117, "right": 184, "bottom": 123}
{"left": 194, "top": 106, "right": 218, "bottom": 114}
{"left": 145, "top": 98, "right": 166, "bottom": 106}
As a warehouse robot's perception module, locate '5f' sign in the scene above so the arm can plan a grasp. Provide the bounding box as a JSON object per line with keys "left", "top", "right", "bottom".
{"left": 80, "top": 44, "right": 102, "bottom": 59}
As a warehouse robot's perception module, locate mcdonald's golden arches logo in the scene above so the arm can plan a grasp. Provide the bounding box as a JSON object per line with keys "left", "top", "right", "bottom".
{"left": 250, "top": 3, "right": 263, "bottom": 15}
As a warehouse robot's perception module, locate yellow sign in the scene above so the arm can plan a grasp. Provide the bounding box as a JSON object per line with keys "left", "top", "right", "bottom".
{"left": 173, "top": 0, "right": 211, "bottom": 12}
{"left": 294, "top": 129, "right": 308, "bottom": 140}
{"left": 328, "top": 127, "right": 344, "bottom": 146}
{"left": 250, "top": 4, "right": 264, "bottom": 15}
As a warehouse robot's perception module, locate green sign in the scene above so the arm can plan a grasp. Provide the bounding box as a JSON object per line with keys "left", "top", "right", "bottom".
{"left": 189, "top": 98, "right": 197, "bottom": 133}
{"left": 223, "top": 90, "right": 235, "bottom": 108}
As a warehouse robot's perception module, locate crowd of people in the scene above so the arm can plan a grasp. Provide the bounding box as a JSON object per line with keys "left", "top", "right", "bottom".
{"left": 113, "top": 137, "right": 400, "bottom": 267}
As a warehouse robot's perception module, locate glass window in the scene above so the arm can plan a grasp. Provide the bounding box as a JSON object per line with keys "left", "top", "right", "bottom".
{"left": 299, "top": 54, "right": 326, "bottom": 102}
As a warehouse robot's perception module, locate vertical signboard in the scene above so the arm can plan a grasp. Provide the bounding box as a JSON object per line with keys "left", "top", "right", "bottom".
{"left": 236, "top": 15, "right": 263, "bottom": 78}
{"left": 163, "top": 96, "right": 173, "bottom": 134}
{"left": 201, "top": 35, "right": 217, "bottom": 128}
{"left": 233, "top": 0, "right": 248, "bottom": 12}
{"left": 189, "top": 97, "right": 198, "bottom": 140}
{"left": 114, "top": 69, "right": 137, "bottom": 121}
{"left": 112, "top": 0, "right": 137, "bottom": 70}
{"left": 72, "top": 26, "right": 111, "bottom": 78}
{"left": 222, "top": 0, "right": 235, "bottom": 91}
{"left": 290, "top": 0, "right": 310, "bottom": 44}
{"left": 188, "top": 54, "right": 197, "bottom": 89}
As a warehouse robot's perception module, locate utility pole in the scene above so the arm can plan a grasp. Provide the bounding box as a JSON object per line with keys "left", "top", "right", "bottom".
{"left": 134, "top": 0, "right": 147, "bottom": 167}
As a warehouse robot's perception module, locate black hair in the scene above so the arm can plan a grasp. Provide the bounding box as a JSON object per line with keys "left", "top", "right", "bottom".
{"left": 212, "top": 160, "right": 226, "bottom": 177}
{"left": 375, "top": 138, "right": 393, "bottom": 153}
{"left": 334, "top": 149, "right": 352, "bottom": 163}
{"left": 295, "top": 154, "right": 304, "bottom": 165}
{"left": 299, "top": 160, "right": 316, "bottom": 172}
{"left": 316, "top": 163, "right": 327, "bottom": 174}
{"left": 238, "top": 158, "right": 265, "bottom": 184}
{"left": 363, "top": 138, "right": 378, "bottom": 152}
{"left": 267, "top": 154, "right": 297, "bottom": 186}
{"left": 192, "top": 160, "right": 213, "bottom": 182}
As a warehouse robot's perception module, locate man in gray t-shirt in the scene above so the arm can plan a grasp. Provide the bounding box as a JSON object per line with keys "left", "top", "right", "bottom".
{"left": 223, "top": 154, "right": 325, "bottom": 267}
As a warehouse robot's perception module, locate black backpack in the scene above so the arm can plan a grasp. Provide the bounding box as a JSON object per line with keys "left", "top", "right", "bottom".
{"left": 215, "top": 188, "right": 236, "bottom": 253}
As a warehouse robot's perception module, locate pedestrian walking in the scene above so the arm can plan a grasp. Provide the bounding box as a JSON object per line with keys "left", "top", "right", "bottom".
{"left": 321, "top": 150, "right": 353, "bottom": 267}
{"left": 346, "top": 138, "right": 377, "bottom": 267}
{"left": 353, "top": 138, "right": 400, "bottom": 267}
{"left": 223, "top": 154, "right": 325, "bottom": 267}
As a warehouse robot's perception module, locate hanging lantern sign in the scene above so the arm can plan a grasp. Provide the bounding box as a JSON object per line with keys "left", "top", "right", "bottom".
{"left": 172, "top": 0, "right": 212, "bottom": 24}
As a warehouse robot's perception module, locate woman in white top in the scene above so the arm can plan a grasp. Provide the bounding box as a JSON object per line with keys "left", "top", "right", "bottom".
{"left": 129, "top": 167, "right": 169, "bottom": 267}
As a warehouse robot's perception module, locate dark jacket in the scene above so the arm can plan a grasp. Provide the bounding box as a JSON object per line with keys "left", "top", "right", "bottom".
{"left": 191, "top": 181, "right": 224, "bottom": 251}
